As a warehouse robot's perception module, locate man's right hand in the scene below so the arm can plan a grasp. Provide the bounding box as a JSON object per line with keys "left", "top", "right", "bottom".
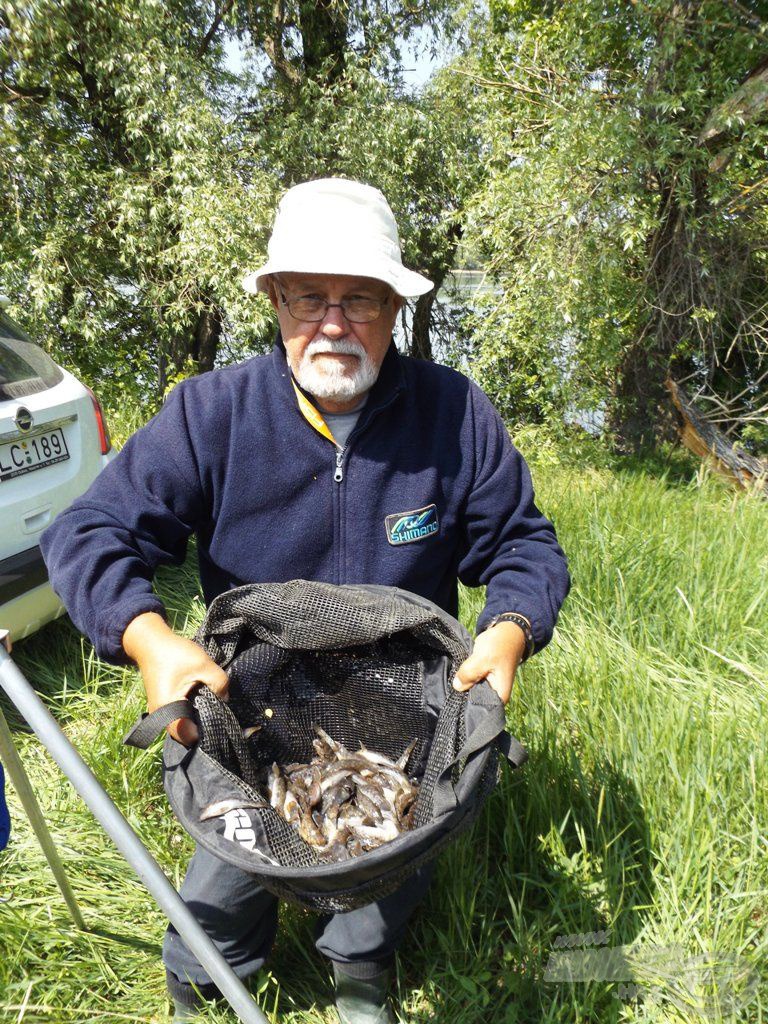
{"left": 122, "top": 611, "right": 228, "bottom": 746}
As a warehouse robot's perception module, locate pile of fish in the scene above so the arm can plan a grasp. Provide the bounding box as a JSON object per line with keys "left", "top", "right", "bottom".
{"left": 268, "top": 725, "right": 420, "bottom": 861}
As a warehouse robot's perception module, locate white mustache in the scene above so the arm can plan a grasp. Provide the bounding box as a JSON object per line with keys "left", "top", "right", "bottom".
{"left": 306, "top": 338, "right": 364, "bottom": 358}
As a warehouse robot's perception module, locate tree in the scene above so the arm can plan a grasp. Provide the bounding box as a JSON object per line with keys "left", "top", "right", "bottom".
{"left": 461, "top": 0, "right": 768, "bottom": 447}
{"left": 1, "top": 0, "right": 275, "bottom": 405}
{"left": 1, "top": 0, "right": 477, "bottom": 405}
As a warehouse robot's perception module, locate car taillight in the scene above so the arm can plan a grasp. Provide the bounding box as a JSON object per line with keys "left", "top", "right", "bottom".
{"left": 85, "top": 386, "right": 112, "bottom": 455}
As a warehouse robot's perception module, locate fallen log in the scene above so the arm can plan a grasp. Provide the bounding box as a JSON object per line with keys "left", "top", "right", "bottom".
{"left": 666, "top": 378, "right": 768, "bottom": 496}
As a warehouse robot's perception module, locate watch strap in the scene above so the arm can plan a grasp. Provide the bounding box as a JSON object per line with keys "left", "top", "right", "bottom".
{"left": 483, "top": 612, "right": 535, "bottom": 661}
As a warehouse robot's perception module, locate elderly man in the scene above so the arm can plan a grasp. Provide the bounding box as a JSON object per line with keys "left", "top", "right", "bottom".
{"left": 41, "top": 178, "right": 569, "bottom": 1022}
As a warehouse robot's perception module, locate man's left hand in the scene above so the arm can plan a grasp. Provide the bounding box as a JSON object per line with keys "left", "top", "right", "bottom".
{"left": 453, "top": 622, "right": 528, "bottom": 704}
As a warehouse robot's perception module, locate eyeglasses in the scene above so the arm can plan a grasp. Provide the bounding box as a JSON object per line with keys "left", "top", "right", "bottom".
{"left": 278, "top": 287, "right": 389, "bottom": 324}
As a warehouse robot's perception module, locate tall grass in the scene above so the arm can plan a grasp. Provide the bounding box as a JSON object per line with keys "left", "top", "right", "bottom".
{"left": 0, "top": 452, "right": 765, "bottom": 1022}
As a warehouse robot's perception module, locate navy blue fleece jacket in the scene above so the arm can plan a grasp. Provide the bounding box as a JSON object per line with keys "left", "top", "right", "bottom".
{"left": 40, "top": 338, "right": 569, "bottom": 663}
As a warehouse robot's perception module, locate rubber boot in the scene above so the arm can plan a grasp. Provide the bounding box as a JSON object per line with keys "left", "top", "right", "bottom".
{"left": 171, "top": 998, "right": 200, "bottom": 1022}
{"left": 167, "top": 970, "right": 213, "bottom": 1021}
{"left": 333, "top": 962, "right": 394, "bottom": 1024}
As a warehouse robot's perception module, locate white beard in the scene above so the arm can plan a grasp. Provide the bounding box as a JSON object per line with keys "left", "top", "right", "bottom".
{"left": 292, "top": 336, "right": 379, "bottom": 404}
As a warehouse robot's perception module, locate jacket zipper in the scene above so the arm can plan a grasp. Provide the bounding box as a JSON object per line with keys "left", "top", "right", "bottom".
{"left": 334, "top": 444, "right": 345, "bottom": 583}
{"left": 332, "top": 387, "right": 400, "bottom": 485}
{"left": 330, "top": 386, "right": 403, "bottom": 581}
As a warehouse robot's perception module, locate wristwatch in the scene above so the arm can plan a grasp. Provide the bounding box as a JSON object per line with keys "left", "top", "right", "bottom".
{"left": 483, "top": 612, "right": 535, "bottom": 661}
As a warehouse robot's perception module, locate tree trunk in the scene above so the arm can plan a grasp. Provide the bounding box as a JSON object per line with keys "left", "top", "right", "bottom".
{"left": 409, "top": 258, "right": 455, "bottom": 362}
{"left": 158, "top": 302, "right": 222, "bottom": 399}
{"left": 410, "top": 291, "right": 435, "bottom": 361}
{"left": 298, "top": 1, "right": 347, "bottom": 82}
{"left": 157, "top": 343, "right": 168, "bottom": 401}
{"left": 193, "top": 304, "right": 221, "bottom": 374}
{"left": 610, "top": 343, "right": 677, "bottom": 450}
{"left": 609, "top": 1, "right": 699, "bottom": 449}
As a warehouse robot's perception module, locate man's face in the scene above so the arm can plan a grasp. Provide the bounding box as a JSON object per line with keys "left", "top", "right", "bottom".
{"left": 269, "top": 273, "right": 402, "bottom": 413}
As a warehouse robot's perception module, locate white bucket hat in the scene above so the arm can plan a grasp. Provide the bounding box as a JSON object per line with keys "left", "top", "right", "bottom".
{"left": 242, "top": 178, "right": 433, "bottom": 298}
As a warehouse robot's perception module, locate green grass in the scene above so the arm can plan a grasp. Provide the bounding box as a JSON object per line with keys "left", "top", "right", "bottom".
{"left": 1, "top": 452, "right": 766, "bottom": 1023}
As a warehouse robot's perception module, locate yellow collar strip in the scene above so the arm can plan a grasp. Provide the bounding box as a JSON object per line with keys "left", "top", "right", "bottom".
{"left": 291, "top": 379, "right": 338, "bottom": 446}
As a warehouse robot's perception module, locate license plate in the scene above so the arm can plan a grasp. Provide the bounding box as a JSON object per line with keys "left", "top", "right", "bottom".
{"left": 0, "top": 427, "right": 70, "bottom": 482}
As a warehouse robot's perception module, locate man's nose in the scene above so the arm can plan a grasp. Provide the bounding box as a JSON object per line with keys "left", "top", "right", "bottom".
{"left": 320, "top": 303, "right": 349, "bottom": 337}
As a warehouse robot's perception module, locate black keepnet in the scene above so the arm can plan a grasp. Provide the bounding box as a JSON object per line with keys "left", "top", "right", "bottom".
{"left": 161, "top": 581, "right": 526, "bottom": 912}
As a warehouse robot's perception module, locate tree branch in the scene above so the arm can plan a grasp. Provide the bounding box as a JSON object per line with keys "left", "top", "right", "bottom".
{"left": 197, "top": 0, "right": 234, "bottom": 58}
{"left": 1, "top": 79, "right": 51, "bottom": 103}
{"left": 262, "top": 0, "right": 302, "bottom": 87}
{"left": 722, "top": 0, "right": 768, "bottom": 32}
{"left": 699, "top": 61, "right": 768, "bottom": 148}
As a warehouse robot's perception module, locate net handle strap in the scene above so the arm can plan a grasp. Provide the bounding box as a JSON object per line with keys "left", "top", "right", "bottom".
{"left": 122, "top": 700, "right": 196, "bottom": 749}
{"left": 431, "top": 701, "right": 528, "bottom": 816}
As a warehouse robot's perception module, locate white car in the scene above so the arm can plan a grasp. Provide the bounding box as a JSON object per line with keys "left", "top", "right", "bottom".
{"left": 0, "top": 296, "right": 115, "bottom": 642}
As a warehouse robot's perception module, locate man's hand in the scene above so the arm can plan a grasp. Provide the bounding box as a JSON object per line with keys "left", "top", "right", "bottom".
{"left": 453, "top": 621, "right": 527, "bottom": 705}
{"left": 123, "top": 611, "right": 228, "bottom": 746}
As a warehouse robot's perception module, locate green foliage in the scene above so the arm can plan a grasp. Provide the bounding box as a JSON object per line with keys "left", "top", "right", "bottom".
{"left": 460, "top": 0, "right": 768, "bottom": 445}
{"left": 3, "top": 0, "right": 766, "bottom": 447}
{"left": 1, "top": 0, "right": 475, "bottom": 407}
{"left": 1, "top": 0, "right": 278, "bottom": 407}
{"left": 248, "top": 60, "right": 478, "bottom": 282}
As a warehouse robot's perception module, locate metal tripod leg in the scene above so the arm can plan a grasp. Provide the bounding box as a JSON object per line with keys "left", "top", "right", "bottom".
{"left": 0, "top": 639, "right": 270, "bottom": 1024}
{"left": 0, "top": 702, "right": 86, "bottom": 929}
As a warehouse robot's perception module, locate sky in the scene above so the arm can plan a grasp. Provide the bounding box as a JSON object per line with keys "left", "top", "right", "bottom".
{"left": 399, "top": 32, "right": 443, "bottom": 88}
{"left": 223, "top": 30, "right": 442, "bottom": 91}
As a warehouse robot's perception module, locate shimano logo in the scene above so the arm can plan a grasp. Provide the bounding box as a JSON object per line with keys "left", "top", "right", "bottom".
{"left": 385, "top": 504, "right": 439, "bottom": 546}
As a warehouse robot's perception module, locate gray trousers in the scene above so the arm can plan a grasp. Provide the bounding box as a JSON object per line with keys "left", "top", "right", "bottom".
{"left": 163, "top": 845, "right": 434, "bottom": 989}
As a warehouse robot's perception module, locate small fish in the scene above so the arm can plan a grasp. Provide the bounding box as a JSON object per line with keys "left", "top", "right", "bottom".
{"left": 199, "top": 798, "right": 266, "bottom": 822}
{"left": 395, "top": 789, "right": 416, "bottom": 826}
{"left": 348, "top": 837, "right": 365, "bottom": 857}
{"left": 369, "top": 763, "right": 414, "bottom": 791}
{"left": 325, "top": 843, "right": 352, "bottom": 862}
{"left": 338, "top": 806, "right": 375, "bottom": 828}
{"left": 260, "top": 728, "right": 420, "bottom": 858}
{"left": 402, "top": 801, "right": 417, "bottom": 830}
{"left": 312, "top": 737, "right": 332, "bottom": 761}
{"left": 396, "top": 738, "right": 418, "bottom": 771}
{"left": 268, "top": 763, "right": 286, "bottom": 809}
{"left": 354, "top": 820, "right": 400, "bottom": 843}
{"left": 332, "top": 755, "right": 377, "bottom": 774}
{"left": 358, "top": 834, "right": 386, "bottom": 851}
{"left": 322, "top": 782, "right": 354, "bottom": 823}
{"left": 307, "top": 765, "right": 322, "bottom": 808}
{"left": 313, "top": 724, "right": 352, "bottom": 760}
{"left": 321, "top": 827, "right": 353, "bottom": 862}
{"left": 351, "top": 774, "right": 389, "bottom": 813}
{"left": 357, "top": 746, "right": 399, "bottom": 769}
{"left": 355, "top": 789, "right": 382, "bottom": 821}
{"left": 299, "top": 807, "right": 327, "bottom": 847}
{"left": 282, "top": 787, "right": 301, "bottom": 825}
{"left": 313, "top": 724, "right": 340, "bottom": 757}
{"left": 320, "top": 766, "right": 358, "bottom": 792}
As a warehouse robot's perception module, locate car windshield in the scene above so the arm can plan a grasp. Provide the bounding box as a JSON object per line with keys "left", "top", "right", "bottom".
{"left": 0, "top": 313, "right": 63, "bottom": 400}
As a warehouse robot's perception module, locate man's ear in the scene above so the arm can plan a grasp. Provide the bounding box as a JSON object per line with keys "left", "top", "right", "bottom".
{"left": 266, "top": 276, "right": 280, "bottom": 312}
{"left": 392, "top": 291, "right": 405, "bottom": 316}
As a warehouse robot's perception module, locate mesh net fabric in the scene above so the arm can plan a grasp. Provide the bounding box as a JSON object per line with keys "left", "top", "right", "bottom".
{"left": 185, "top": 581, "right": 498, "bottom": 909}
